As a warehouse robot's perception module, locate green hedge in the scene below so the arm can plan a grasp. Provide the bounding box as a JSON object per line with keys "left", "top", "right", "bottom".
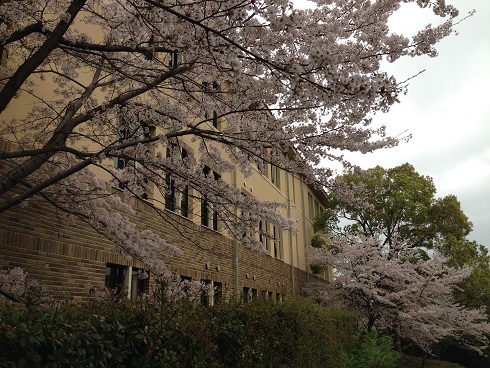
{"left": 0, "top": 296, "right": 356, "bottom": 368}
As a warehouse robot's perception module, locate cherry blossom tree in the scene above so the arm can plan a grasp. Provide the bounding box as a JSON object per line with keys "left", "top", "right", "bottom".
{"left": 307, "top": 233, "right": 490, "bottom": 355}
{"left": 0, "top": 0, "right": 465, "bottom": 273}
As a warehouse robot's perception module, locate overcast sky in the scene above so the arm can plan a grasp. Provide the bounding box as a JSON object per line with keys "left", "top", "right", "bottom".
{"left": 342, "top": 0, "right": 490, "bottom": 247}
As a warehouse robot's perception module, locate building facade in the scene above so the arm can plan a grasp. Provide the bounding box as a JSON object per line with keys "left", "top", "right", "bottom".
{"left": 0, "top": 135, "right": 329, "bottom": 302}
{"left": 0, "top": 17, "right": 330, "bottom": 302}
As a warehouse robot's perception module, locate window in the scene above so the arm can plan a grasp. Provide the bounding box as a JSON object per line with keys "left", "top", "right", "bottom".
{"left": 276, "top": 293, "right": 283, "bottom": 303}
{"left": 204, "top": 110, "right": 220, "bottom": 129}
{"left": 105, "top": 263, "right": 125, "bottom": 293}
{"left": 114, "top": 128, "right": 131, "bottom": 170}
{"left": 273, "top": 225, "right": 282, "bottom": 259}
{"left": 201, "top": 279, "right": 212, "bottom": 306}
{"left": 201, "top": 280, "right": 222, "bottom": 306}
{"left": 263, "top": 161, "right": 269, "bottom": 178}
{"left": 243, "top": 287, "right": 251, "bottom": 303}
{"left": 110, "top": 122, "right": 156, "bottom": 194}
{"left": 105, "top": 263, "right": 148, "bottom": 300}
{"left": 165, "top": 147, "right": 189, "bottom": 217}
{"left": 211, "top": 111, "right": 219, "bottom": 129}
{"left": 180, "top": 275, "right": 192, "bottom": 283}
{"left": 308, "top": 192, "right": 314, "bottom": 219}
{"left": 214, "top": 282, "right": 223, "bottom": 304}
{"left": 114, "top": 128, "right": 131, "bottom": 189}
{"left": 259, "top": 148, "right": 270, "bottom": 178}
{"left": 169, "top": 51, "right": 179, "bottom": 68}
{"left": 202, "top": 81, "right": 220, "bottom": 91}
{"left": 114, "top": 124, "right": 155, "bottom": 194}
{"left": 201, "top": 166, "right": 220, "bottom": 231}
{"left": 259, "top": 219, "right": 269, "bottom": 252}
{"left": 271, "top": 165, "right": 280, "bottom": 188}
{"left": 240, "top": 199, "right": 254, "bottom": 241}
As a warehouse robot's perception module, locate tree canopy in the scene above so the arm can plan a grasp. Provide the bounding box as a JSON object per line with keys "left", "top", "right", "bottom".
{"left": 320, "top": 163, "right": 473, "bottom": 252}
{"left": 0, "top": 0, "right": 464, "bottom": 273}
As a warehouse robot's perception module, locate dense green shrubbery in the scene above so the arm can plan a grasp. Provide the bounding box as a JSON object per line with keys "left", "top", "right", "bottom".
{"left": 0, "top": 293, "right": 356, "bottom": 368}
{"left": 0, "top": 296, "right": 221, "bottom": 368}
{"left": 210, "top": 299, "right": 357, "bottom": 368}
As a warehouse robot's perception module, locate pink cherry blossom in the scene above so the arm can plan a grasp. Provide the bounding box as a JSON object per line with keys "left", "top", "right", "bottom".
{"left": 0, "top": 0, "right": 466, "bottom": 275}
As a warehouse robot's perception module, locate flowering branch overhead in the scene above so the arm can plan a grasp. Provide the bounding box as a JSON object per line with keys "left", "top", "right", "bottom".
{"left": 0, "top": 0, "right": 466, "bottom": 273}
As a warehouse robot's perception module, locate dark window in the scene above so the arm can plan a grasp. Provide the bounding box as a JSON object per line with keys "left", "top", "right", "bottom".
{"left": 201, "top": 166, "right": 220, "bottom": 230}
{"left": 273, "top": 225, "right": 282, "bottom": 259}
{"left": 115, "top": 128, "right": 131, "bottom": 170}
{"left": 204, "top": 110, "right": 219, "bottom": 130}
{"left": 105, "top": 264, "right": 126, "bottom": 293}
{"left": 169, "top": 51, "right": 179, "bottom": 68}
{"left": 105, "top": 264, "right": 148, "bottom": 300}
{"left": 165, "top": 147, "right": 189, "bottom": 217}
{"left": 243, "top": 287, "right": 251, "bottom": 303}
{"left": 201, "top": 279, "right": 211, "bottom": 306}
{"left": 214, "top": 282, "right": 223, "bottom": 304}
{"left": 212, "top": 111, "right": 219, "bottom": 129}
{"left": 130, "top": 268, "right": 147, "bottom": 300}
{"left": 180, "top": 275, "right": 192, "bottom": 283}
{"left": 259, "top": 219, "right": 269, "bottom": 251}
{"left": 165, "top": 172, "right": 176, "bottom": 210}
{"left": 201, "top": 196, "right": 210, "bottom": 227}
{"left": 271, "top": 165, "right": 280, "bottom": 188}
{"left": 179, "top": 275, "right": 193, "bottom": 295}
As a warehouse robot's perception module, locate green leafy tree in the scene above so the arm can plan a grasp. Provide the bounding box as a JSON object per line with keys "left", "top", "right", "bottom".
{"left": 323, "top": 163, "right": 472, "bottom": 252}
{"left": 442, "top": 238, "right": 490, "bottom": 312}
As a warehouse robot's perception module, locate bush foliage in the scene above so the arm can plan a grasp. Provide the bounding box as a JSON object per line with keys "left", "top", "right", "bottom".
{"left": 0, "top": 294, "right": 356, "bottom": 368}
{"left": 339, "top": 331, "right": 400, "bottom": 368}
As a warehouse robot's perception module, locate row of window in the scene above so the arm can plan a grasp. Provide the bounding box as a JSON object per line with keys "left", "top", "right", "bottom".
{"left": 243, "top": 287, "right": 284, "bottom": 303}
{"left": 308, "top": 192, "right": 324, "bottom": 220}
{"left": 104, "top": 264, "right": 285, "bottom": 304}
{"left": 113, "top": 128, "right": 320, "bottom": 262}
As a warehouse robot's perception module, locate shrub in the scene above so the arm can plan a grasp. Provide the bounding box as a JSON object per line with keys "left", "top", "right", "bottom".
{"left": 0, "top": 293, "right": 356, "bottom": 368}
{"left": 339, "top": 331, "right": 400, "bottom": 368}
{"left": 210, "top": 298, "right": 357, "bottom": 368}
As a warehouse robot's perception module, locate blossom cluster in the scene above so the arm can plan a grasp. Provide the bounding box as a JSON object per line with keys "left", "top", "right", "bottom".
{"left": 308, "top": 233, "right": 490, "bottom": 354}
